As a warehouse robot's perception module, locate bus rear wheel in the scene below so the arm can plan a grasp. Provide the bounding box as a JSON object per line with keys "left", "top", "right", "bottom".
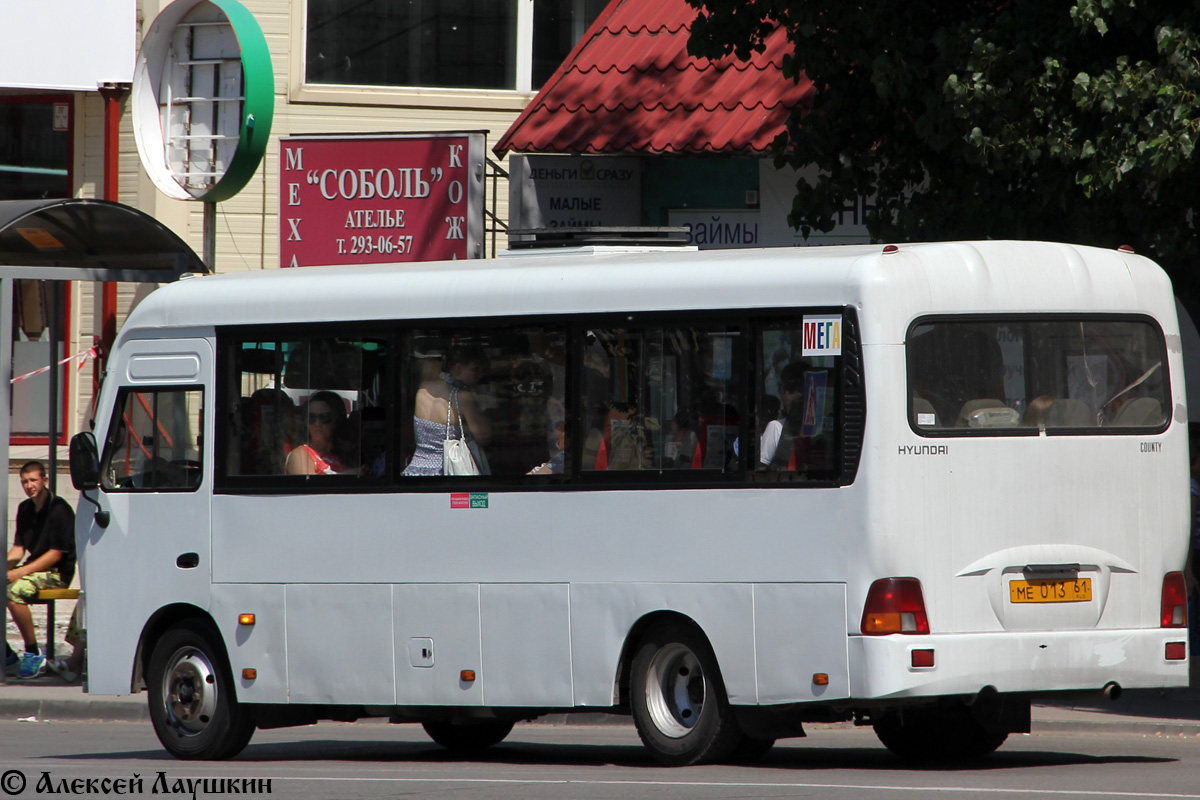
{"left": 421, "top": 720, "right": 514, "bottom": 752}
{"left": 729, "top": 735, "right": 776, "bottom": 763}
{"left": 147, "top": 621, "right": 255, "bottom": 760}
{"left": 873, "top": 703, "right": 1008, "bottom": 762}
{"left": 629, "top": 620, "right": 743, "bottom": 766}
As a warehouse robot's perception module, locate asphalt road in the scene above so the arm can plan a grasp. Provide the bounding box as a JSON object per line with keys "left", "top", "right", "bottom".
{"left": 2, "top": 720, "right": 1200, "bottom": 799}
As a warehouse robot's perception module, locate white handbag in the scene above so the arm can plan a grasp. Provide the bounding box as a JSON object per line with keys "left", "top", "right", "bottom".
{"left": 443, "top": 389, "right": 480, "bottom": 476}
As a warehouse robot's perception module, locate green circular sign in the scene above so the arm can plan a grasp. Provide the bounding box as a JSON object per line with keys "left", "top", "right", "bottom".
{"left": 133, "top": 0, "right": 274, "bottom": 202}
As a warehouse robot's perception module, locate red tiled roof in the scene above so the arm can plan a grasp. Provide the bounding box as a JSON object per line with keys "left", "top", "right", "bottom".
{"left": 494, "top": 0, "right": 813, "bottom": 156}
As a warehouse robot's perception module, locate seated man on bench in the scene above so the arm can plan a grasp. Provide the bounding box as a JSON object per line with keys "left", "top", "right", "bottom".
{"left": 6, "top": 460, "right": 75, "bottom": 679}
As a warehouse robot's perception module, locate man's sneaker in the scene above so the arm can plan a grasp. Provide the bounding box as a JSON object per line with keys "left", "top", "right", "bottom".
{"left": 4, "top": 650, "right": 18, "bottom": 676}
{"left": 17, "top": 651, "right": 45, "bottom": 679}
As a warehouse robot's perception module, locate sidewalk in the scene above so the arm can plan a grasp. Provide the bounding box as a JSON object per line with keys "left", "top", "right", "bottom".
{"left": 0, "top": 678, "right": 147, "bottom": 723}
{"left": 1, "top": 675, "right": 1199, "bottom": 734}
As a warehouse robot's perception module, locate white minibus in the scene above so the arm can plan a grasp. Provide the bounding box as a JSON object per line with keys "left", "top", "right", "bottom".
{"left": 69, "top": 240, "right": 1189, "bottom": 765}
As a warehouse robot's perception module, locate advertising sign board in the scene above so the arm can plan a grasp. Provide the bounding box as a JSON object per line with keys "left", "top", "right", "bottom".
{"left": 667, "top": 209, "right": 761, "bottom": 249}
{"left": 280, "top": 133, "right": 485, "bottom": 267}
{"left": 0, "top": 1, "right": 134, "bottom": 91}
{"left": 134, "top": 0, "right": 274, "bottom": 204}
{"left": 507, "top": 154, "right": 641, "bottom": 235}
{"left": 758, "top": 162, "right": 872, "bottom": 246}
{"left": 668, "top": 162, "right": 875, "bottom": 250}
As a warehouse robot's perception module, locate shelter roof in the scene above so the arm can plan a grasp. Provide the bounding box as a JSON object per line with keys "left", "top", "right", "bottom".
{"left": 494, "top": 0, "right": 812, "bottom": 156}
{"left": 0, "top": 198, "right": 205, "bottom": 281}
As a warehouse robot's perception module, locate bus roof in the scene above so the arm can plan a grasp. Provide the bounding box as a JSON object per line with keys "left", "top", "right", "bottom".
{"left": 123, "top": 240, "right": 1175, "bottom": 344}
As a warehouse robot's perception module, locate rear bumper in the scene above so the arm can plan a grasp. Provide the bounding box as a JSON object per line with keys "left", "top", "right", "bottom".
{"left": 848, "top": 628, "right": 1188, "bottom": 700}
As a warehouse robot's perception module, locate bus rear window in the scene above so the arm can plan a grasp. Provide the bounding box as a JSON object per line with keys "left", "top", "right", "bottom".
{"left": 908, "top": 317, "right": 1169, "bottom": 433}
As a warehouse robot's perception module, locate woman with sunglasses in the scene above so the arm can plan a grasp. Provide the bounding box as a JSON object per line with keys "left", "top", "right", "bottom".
{"left": 285, "top": 390, "right": 352, "bottom": 474}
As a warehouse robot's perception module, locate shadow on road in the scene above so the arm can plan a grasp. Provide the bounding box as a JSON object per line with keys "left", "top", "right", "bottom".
{"left": 45, "top": 739, "right": 1177, "bottom": 771}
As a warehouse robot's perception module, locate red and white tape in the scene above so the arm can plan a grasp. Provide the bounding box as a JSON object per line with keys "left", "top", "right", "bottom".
{"left": 10, "top": 346, "right": 98, "bottom": 384}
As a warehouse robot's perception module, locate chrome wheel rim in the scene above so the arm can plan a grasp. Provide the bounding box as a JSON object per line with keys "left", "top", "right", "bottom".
{"left": 162, "top": 646, "right": 218, "bottom": 736}
{"left": 644, "top": 642, "right": 705, "bottom": 738}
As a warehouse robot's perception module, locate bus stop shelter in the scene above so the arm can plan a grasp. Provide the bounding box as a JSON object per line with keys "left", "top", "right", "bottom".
{"left": 0, "top": 198, "right": 205, "bottom": 527}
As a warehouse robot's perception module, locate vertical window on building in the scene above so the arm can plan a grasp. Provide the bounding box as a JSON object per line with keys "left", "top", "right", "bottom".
{"left": 0, "top": 98, "right": 70, "bottom": 199}
{"left": 581, "top": 327, "right": 742, "bottom": 473}
{"left": 0, "top": 98, "right": 72, "bottom": 444}
{"left": 11, "top": 280, "right": 69, "bottom": 441}
{"left": 532, "top": 0, "right": 608, "bottom": 87}
{"left": 306, "top": 0, "right": 518, "bottom": 89}
{"left": 305, "top": 0, "right": 603, "bottom": 91}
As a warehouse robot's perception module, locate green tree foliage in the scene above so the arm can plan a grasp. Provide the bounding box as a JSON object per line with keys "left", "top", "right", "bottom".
{"left": 687, "top": 0, "right": 1200, "bottom": 293}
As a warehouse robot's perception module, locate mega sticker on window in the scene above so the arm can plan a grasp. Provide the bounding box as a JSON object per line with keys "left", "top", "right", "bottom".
{"left": 802, "top": 315, "right": 842, "bottom": 356}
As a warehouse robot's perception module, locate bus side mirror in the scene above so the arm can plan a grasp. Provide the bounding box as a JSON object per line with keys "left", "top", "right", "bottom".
{"left": 70, "top": 432, "right": 109, "bottom": 529}
{"left": 69, "top": 432, "right": 100, "bottom": 490}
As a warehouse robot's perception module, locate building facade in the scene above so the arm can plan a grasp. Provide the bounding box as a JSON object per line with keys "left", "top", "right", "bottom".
{"left": 1, "top": 0, "right": 606, "bottom": 442}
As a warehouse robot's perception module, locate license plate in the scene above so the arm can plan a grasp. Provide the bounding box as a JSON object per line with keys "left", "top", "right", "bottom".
{"left": 1009, "top": 578, "right": 1092, "bottom": 604}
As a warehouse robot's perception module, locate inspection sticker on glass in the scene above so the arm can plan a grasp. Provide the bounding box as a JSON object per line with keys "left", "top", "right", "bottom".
{"left": 711, "top": 335, "right": 733, "bottom": 380}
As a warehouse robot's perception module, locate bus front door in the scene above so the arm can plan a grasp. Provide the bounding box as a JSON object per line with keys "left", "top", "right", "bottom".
{"left": 82, "top": 340, "right": 214, "bottom": 695}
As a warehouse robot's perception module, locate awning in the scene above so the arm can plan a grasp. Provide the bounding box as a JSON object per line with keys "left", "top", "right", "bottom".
{"left": 0, "top": 198, "right": 205, "bottom": 281}
{"left": 495, "top": 0, "right": 813, "bottom": 156}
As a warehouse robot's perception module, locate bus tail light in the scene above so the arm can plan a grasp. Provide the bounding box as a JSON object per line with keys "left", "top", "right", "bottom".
{"left": 861, "top": 578, "right": 930, "bottom": 635}
{"left": 1161, "top": 572, "right": 1187, "bottom": 628}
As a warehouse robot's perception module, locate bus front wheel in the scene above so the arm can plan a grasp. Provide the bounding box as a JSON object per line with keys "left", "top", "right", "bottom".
{"left": 629, "top": 620, "right": 743, "bottom": 766}
{"left": 421, "top": 720, "right": 514, "bottom": 752}
{"left": 147, "top": 621, "right": 255, "bottom": 760}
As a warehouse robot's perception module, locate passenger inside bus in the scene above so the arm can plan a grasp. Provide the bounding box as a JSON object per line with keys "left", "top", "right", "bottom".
{"left": 760, "top": 360, "right": 809, "bottom": 468}
{"left": 757, "top": 395, "right": 781, "bottom": 438}
{"left": 665, "top": 410, "right": 699, "bottom": 469}
{"left": 526, "top": 332, "right": 566, "bottom": 474}
{"left": 1021, "top": 395, "right": 1056, "bottom": 428}
{"left": 239, "top": 388, "right": 295, "bottom": 474}
{"left": 285, "top": 390, "right": 355, "bottom": 475}
{"left": 583, "top": 403, "right": 655, "bottom": 470}
{"left": 528, "top": 423, "right": 566, "bottom": 475}
{"left": 402, "top": 344, "right": 492, "bottom": 476}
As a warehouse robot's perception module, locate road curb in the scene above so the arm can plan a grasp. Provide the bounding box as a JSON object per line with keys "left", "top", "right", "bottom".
{"left": 526, "top": 712, "right": 631, "bottom": 727}
{"left": 0, "top": 698, "right": 148, "bottom": 723}
{"left": 1031, "top": 718, "right": 1200, "bottom": 737}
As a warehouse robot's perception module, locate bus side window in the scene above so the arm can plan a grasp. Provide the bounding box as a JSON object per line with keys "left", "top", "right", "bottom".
{"left": 756, "top": 326, "right": 839, "bottom": 477}
{"left": 581, "top": 327, "right": 741, "bottom": 473}
{"left": 224, "top": 336, "right": 390, "bottom": 480}
{"left": 226, "top": 342, "right": 290, "bottom": 476}
{"left": 401, "top": 326, "right": 567, "bottom": 477}
{"left": 102, "top": 388, "right": 204, "bottom": 491}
